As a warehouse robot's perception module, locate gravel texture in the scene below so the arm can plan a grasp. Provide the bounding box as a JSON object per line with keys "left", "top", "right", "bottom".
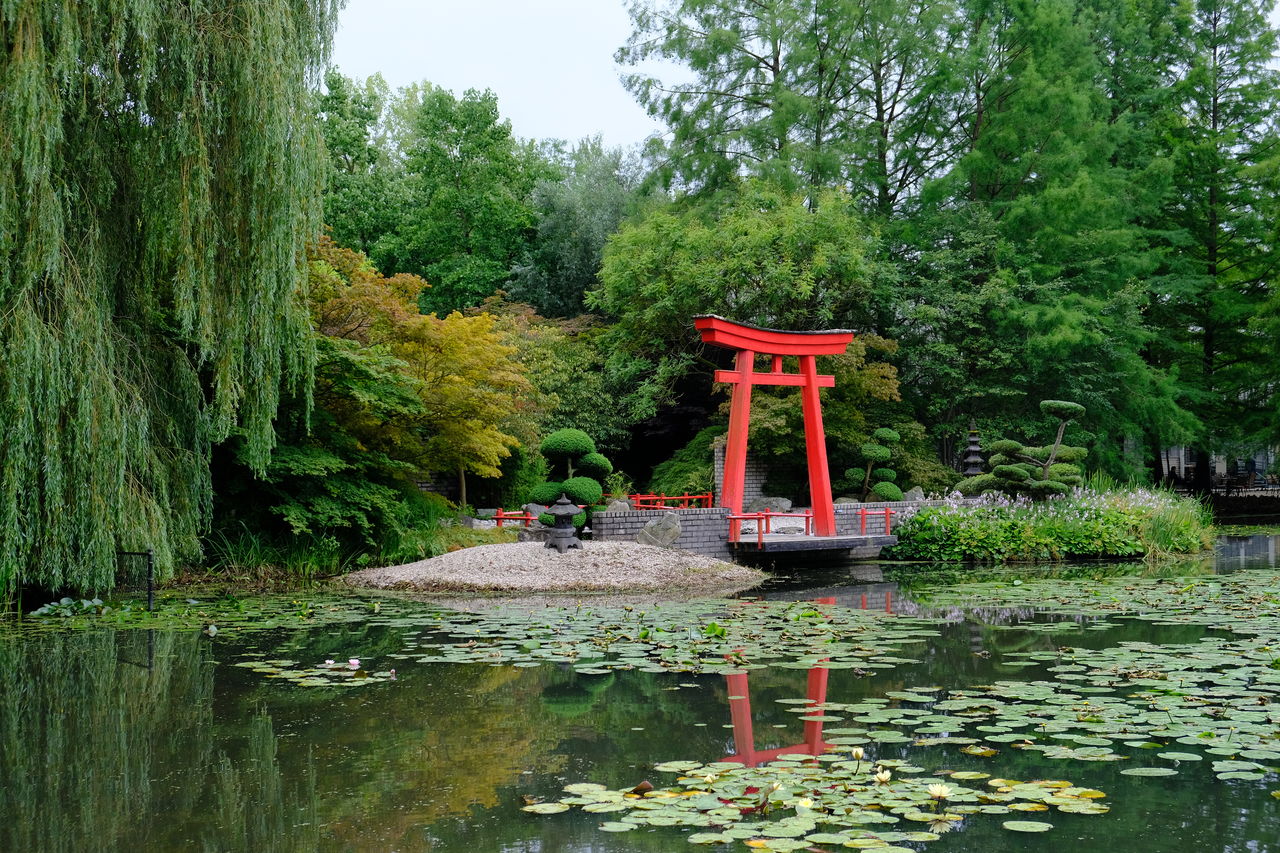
{"left": 341, "top": 541, "right": 764, "bottom": 594}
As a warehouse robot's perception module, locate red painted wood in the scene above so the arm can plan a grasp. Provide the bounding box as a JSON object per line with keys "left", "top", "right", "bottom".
{"left": 713, "top": 369, "right": 835, "bottom": 388}
{"left": 719, "top": 349, "right": 754, "bottom": 515}
{"left": 697, "top": 315, "right": 853, "bottom": 539}
{"left": 695, "top": 315, "right": 854, "bottom": 356}
{"left": 800, "top": 355, "right": 836, "bottom": 536}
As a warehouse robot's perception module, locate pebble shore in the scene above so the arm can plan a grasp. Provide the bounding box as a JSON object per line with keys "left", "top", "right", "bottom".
{"left": 341, "top": 541, "right": 765, "bottom": 594}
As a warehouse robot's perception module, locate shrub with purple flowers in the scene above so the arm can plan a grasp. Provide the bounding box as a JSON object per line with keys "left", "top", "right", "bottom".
{"left": 887, "top": 486, "right": 1213, "bottom": 562}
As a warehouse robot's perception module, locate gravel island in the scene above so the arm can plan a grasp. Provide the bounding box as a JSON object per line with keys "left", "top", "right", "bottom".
{"left": 342, "top": 541, "right": 765, "bottom": 594}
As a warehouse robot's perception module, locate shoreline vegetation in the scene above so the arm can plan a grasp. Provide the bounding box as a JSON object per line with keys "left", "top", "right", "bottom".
{"left": 887, "top": 487, "right": 1214, "bottom": 563}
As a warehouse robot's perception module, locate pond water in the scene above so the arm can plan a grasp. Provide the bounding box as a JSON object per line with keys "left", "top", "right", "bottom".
{"left": 2, "top": 536, "right": 1279, "bottom": 852}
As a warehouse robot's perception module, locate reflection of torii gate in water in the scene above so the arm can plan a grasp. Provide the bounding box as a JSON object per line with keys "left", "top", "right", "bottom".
{"left": 694, "top": 315, "right": 855, "bottom": 538}
{"left": 720, "top": 595, "right": 894, "bottom": 766}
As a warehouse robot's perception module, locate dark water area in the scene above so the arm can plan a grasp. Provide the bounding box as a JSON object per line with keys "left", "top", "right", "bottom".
{"left": 2, "top": 537, "right": 1279, "bottom": 852}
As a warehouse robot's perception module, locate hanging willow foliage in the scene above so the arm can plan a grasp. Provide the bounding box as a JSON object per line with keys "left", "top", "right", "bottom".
{"left": 0, "top": 1, "right": 343, "bottom": 597}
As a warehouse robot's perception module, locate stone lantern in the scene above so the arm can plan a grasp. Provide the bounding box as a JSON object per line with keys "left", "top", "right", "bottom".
{"left": 545, "top": 494, "right": 583, "bottom": 554}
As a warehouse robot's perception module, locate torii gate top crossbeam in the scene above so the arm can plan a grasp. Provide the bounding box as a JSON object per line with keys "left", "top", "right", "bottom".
{"left": 694, "top": 315, "right": 854, "bottom": 356}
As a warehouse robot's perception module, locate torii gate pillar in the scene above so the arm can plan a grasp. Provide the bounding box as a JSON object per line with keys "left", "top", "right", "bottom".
{"left": 695, "top": 315, "right": 855, "bottom": 537}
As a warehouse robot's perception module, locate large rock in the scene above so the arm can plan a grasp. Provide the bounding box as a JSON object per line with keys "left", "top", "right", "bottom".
{"left": 902, "top": 486, "right": 925, "bottom": 502}
{"left": 636, "top": 512, "right": 682, "bottom": 547}
{"left": 605, "top": 499, "right": 632, "bottom": 512}
{"left": 835, "top": 496, "right": 860, "bottom": 504}
{"left": 745, "top": 496, "right": 792, "bottom": 513}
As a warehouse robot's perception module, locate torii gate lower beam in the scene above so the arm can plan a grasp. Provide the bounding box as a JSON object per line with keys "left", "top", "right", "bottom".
{"left": 695, "top": 315, "right": 855, "bottom": 538}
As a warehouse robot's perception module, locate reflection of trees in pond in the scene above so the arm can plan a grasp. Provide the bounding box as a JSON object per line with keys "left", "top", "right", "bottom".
{"left": 0, "top": 630, "right": 315, "bottom": 852}
{"left": 242, "top": 662, "right": 571, "bottom": 849}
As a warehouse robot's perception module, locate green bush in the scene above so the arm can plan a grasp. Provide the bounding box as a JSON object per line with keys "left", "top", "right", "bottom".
{"left": 577, "top": 452, "right": 613, "bottom": 480}
{"left": 540, "top": 429, "right": 596, "bottom": 466}
{"left": 871, "top": 481, "right": 904, "bottom": 502}
{"left": 528, "top": 481, "right": 565, "bottom": 506}
{"left": 887, "top": 487, "right": 1213, "bottom": 562}
{"left": 560, "top": 476, "right": 604, "bottom": 506}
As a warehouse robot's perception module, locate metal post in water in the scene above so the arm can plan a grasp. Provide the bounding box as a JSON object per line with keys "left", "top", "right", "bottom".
{"left": 147, "top": 548, "right": 154, "bottom": 612}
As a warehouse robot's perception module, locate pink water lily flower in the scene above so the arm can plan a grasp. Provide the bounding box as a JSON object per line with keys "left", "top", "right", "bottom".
{"left": 348, "top": 658, "right": 360, "bottom": 669}
{"left": 324, "top": 659, "right": 335, "bottom": 666}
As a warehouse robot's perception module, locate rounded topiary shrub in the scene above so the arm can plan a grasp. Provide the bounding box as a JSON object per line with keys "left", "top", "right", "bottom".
{"left": 540, "top": 429, "right": 596, "bottom": 462}
{"left": 872, "top": 427, "right": 901, "bottom": 444}
{"left": 860, "top": 442, "right": 892, "bottom": 463}
{"left": 577, "top": 452, "right": 613, "bottom": 480}
{"left": 872, "top": 468, "right": 897, "bottom": 482}
{"left": 527, "top": 481, "right": 565, "bottom": 506}
{"left": 871, "top": 481, "right": 904, "bottom": 502}
{"left": 559, "top": 476, "right": 603, "bottom": 507}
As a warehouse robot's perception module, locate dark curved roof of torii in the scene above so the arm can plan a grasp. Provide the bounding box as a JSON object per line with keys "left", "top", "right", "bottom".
{"left": 693, "top": 314, "right": 855, "bottom": 356}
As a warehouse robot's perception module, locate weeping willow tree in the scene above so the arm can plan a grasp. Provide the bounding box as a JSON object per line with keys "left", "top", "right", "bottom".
{"left": 0, "top": 1, "right": 343, "bottom": 598}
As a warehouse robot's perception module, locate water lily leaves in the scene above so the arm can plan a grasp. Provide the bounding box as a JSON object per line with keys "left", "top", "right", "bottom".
{"left": 1003, "top": 820, "right": 1053, "bottom": 832}
{"left": 1157, "top": 752, "right": 1202, "bottom": 761}
{"left": 521, "top": 802, "right": 570, "bottom": 814}
{"left": 1120, "top": 767, "right": 1179, "bottom": 776}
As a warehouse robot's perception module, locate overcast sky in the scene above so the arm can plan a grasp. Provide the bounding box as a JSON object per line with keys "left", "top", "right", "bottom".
{"left": 331, "top": 2, "right": 1280, "bottom": 149}
{"left": 329, "top": 0, "right": 669, "bottom": 148}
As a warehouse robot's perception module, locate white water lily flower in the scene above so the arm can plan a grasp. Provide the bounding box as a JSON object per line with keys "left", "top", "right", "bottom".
{"left": 874, "top": 768, "right": 892, "bottom": 785}
{"left": 928, "top": 783, "right": 953, "bottom": 800}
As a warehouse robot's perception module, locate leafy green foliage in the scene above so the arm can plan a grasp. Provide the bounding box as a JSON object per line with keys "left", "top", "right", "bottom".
{"left": 540, "top": 429, "right": 597, "bottom": 471}
{"left": 890, "top": 487, "right": 1213, "bottom": 562}
{"left": 533, "top": 427, "right": 609, "bottom": 509}
{"left": 847, "top": 428, "right": 902, "bottom": 501}
{"left": 373, "top": 85, "right": 550, "bottom": 312}
{"left": 648, "top": 426, "right": 724, "bottom": 495}
{"left": 592, "top": 180, "right": 875, "bottom": 418}
{"left": 577, "top": 453, "right": 613, "bottom": 480}
{"left": 0, "top": 0, "right": 340, "bottom": 598}
{"left": 956, "top": 401, "right": 1089, "bottom": 499}
{"left": 559, "top": 477, "right": 604, "bottom": 507}
{"left": 527, "top": 482, "right": 566, "bottom": 506}
{"left": 510, "top": 137, "right": 643, "bottom": 316}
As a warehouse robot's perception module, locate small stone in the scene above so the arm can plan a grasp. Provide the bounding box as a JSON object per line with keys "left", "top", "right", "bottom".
{"left": 605, "top": 499, "right": 632, "bottom": 512}
{"left": 835, "top": 496, "right": 860, "bottom": 504}
{"left": 637, "top": 512, "right": 681, "bottom": 547}
{"left": 902, "top": 486, "right": 925, "bottom": 501}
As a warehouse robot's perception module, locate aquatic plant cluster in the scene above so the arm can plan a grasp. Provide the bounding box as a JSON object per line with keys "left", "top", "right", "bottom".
{"left": 527, "top": 762, "right": 1102, "bottom": 849}
{"left": 888, "top": 488, "right": 1213, "bottom": 562}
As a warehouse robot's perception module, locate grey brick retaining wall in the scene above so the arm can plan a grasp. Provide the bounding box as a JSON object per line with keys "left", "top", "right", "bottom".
{"left": 591, "top": 507, "right": 733, "bottom": 560}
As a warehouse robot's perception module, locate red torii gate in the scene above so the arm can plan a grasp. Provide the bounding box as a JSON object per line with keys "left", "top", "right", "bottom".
{"left": 695, "top": 315, "right": 854, "bottom": 537}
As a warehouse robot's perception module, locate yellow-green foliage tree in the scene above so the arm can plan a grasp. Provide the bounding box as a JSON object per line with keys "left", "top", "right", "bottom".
{"left": 215, "top": 238, "right": 532, "bottom": 558}
{"left": 396, "top": 312, "right": 533, "bottom": 507}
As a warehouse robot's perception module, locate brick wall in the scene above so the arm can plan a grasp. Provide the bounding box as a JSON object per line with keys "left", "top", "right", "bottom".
{"left": 592, "top": 507, "right": 733, "bottom": 560}
{"left": 712, "top": 439, "right": 770, "bottom": 507}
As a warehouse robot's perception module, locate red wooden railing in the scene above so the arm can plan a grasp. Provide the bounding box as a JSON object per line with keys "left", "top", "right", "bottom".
{"left": 607, "top": 492, "right": 714, "bottom": 510}
{"left": 726, "top": 506, "right": 896, "bottom": 544}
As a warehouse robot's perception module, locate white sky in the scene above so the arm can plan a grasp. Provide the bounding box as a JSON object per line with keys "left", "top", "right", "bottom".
{"left": 329, "top": 0, "right": 669, "bottom": 148}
